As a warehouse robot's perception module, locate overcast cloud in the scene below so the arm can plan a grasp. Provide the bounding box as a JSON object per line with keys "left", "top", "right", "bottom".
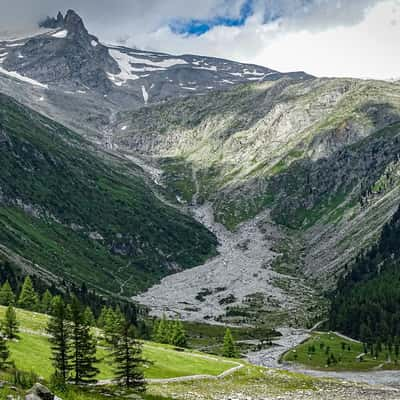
{"left": 0, "top": 0, "right": 398, "bottom": 79}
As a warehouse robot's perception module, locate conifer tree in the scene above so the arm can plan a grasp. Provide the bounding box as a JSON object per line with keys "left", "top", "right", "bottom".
{"left": 18, "top": 276, "right": 38, "bottom": 310}
{"left": 222, "top": 328, "right": 237, "bottom": 358}
{"left": 155, "top": 314, "right": 170, "bottom": 344}
{"left": 46, "top": 296, "right": 72, "bottom": 383}
{"left": 70, "top": 297, "right": 99, "bottom": 384}
{"left": 103, "top": 307, "right": 124, "bottom": 346}
{"left": 0, "top": 281, "right": 15, "bottom": 306}
{"left": 112, "top": 321, "right": 147, "bottom": 391}
{"left": 0, "top": 333, "right": 9, "bottom": 368}
{"left": 41, "top": 289, "right": 53, "bottom": 314}
{"left": 97, "top": 306, "right": 109, "bottom": 328}
{"left": 83, "top": 306, "right": 96, "bottom": 327}
{"left": 170, "top": 320, "right": 187, "bottom": 347}
{"left": 3, "top": 305, "right": 19, "bottom": 339}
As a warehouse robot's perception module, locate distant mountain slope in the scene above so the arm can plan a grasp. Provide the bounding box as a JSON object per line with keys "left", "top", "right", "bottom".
{"left": 0, "top": 10, "right": 311, "bottom": 109}
{"left": 115, "top": 77, "right": 400, "bottom": 285}
{"left": 0, "top": 93, "right": 217, "bottom": 296}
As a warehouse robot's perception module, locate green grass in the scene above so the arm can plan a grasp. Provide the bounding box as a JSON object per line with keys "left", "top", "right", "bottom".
{"left": 0, "top": 306, "right": 234, "bottom": 381}
{"left": 282, "top": 331, "right": 400, "bottom": 371}
{"left": 148, "top": 363, "right": 320, "bottom": 400}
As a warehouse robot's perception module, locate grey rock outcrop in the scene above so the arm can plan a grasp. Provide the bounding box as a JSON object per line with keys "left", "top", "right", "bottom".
{"left": 25, "top": 383, "right": 54, "bottom": 400}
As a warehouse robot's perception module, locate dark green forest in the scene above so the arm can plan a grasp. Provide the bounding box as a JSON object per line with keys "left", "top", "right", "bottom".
{"left": 329, "top": 204, "right": 400, "bottom": 343}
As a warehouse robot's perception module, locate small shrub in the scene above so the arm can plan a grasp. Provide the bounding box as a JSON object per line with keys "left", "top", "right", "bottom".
{"left": 10, "top": 369, "right": 39, "bottom": 389}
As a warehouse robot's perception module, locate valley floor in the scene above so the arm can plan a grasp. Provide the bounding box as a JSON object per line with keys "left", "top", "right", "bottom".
{"left": 0, "top": 307, "right": 399, "bottom": 399}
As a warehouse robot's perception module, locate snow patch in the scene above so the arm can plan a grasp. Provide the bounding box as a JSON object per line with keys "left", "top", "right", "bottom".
{"left": 121, "top": 125, "right": 127, "bottom": 131}
{"left": 108, "top": 49, "right": 140, "bottom": 86}
{"left": 127, "top": 54, "right": 188, "bottom": 68}
{"left": 243, "top": 69, "right": 265, "bottom": 76}
{"left": 230, "top": 72, "right": 243, "bottom": 77}
{"left": 141, "top": 85, "right": 149, "bottom": 104}
{"left": 52, "top": 30, "right": 68, "bottom": 39}
{"left": 193, "top": 65, "right": 218, "bottom": 72}
{"left": 181, "top": 86, "right": 197, "bottom": 91}
{"left": 91, "top": 40, "right": 98, "bottom": 47}
{"left": 131, "top": 66, "right": 165, "bottom": 72}
{"left": 0, "top": 67, "right": 48, "bottom": 88}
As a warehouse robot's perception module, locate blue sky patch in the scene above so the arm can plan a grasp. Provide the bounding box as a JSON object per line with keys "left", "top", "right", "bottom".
{"left": 170, "top": 0, "right": 254, "bottom": 36}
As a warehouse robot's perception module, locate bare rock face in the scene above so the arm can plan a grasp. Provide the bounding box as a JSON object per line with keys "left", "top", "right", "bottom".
{"left": 25, "top": 383, "right": 54, "bottom": 400}
{"left": 2, "top": 10, "right": 119, "bottom": 93}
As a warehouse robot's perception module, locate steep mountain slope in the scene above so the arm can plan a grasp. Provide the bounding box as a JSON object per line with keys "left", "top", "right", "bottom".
{"left": 0, "top": 93, "right": 217, "bottom": 296}
{"left": 121, "top": 78, "right": 400, "bottom": 323}
{"left": 329, "top": 204, "right": 400, "bottom": 341}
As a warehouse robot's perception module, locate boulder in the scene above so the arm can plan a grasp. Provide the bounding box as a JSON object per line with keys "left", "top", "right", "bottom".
{"left": 25, "top": 383, "right": 54, "bottom": 400}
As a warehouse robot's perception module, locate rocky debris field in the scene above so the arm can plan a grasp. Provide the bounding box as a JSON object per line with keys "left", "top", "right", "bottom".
{"left": 134, "top": 204, "right": 317, "bottom": 323}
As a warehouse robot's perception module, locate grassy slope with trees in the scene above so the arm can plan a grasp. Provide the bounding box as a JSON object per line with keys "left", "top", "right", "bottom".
{"left": 329, "top": 204, "right": 400, "bottom": 344}
{"left": 0, "top": 305, "right": 235, "bottom": 381}
{"left": 0, "top": 93, "right": 217, "bottom": 296}
{"left": 0, "top": 306, "right": 350, "bottom": 400}
{"left": 282, "top": 332, "right": 400, "bottom": 371}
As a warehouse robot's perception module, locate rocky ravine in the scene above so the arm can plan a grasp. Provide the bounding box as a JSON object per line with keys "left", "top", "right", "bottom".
{"left": 134, "top": 202, "right": 320, "bottom": 324}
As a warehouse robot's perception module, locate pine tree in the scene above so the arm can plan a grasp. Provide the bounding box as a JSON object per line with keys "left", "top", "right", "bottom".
{"left": 41, "top": 289, "right": 53, "bottom": 314}
{"left": 97, "top": 306, "right": 109, "bottom": 328}
{"left": 0, "top": 281, "right": 15, "bottom": 306}
{"left": 103, "top": 307, "right": 124, "bottom": 346}
{"left": 0, "top": 333, "right": 9, "bottom": 368}
{"left": 222, "top": 328, "right": 237, "bottom": 358}
{"left": 70, "top": 297, "right": 99, "bottom": 384}
{"left": 170, "top": 320, "right": 187, "bottom": 348}
{"left": 155, "top": 314, "right": 170, "bottom": 344}
{"left": 112, "top": 321, "right": 147, "bottom": 391}
{"left": 18, "top": 276, "right": 38, "bottom": 310}
{"left": 3, "top": 305, "right": 19, "bottom": 339}
{"left": 83, "top": 307, "right": 96, "bottom": 327}
{"left": 46, "top": 296, "right": 72, "bottom": 383}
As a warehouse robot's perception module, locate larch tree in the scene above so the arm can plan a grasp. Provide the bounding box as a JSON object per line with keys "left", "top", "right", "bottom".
{"left": 222, "top": 328, "right": 237, "bottom": 358}
{"left": 18, "top": 276, "right": 38, "bottom": 310}
{"left": 0, "top": 281, "right": 15, "bottom": 306}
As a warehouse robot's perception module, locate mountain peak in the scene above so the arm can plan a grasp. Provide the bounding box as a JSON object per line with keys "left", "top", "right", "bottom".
{"left": 39, "top": 11, "right": 64, "bottom": 29}
{"left": 39, "top": 9, "right": 89, "bottom": 37}
{"left": 64, "top": 9, "right": 88, "bottom": 35}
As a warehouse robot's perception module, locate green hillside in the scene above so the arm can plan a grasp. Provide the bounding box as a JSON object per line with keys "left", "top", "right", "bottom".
{"left": 0, "top": 93, "right": 217, "bottom": 296}
{"left": 0, "top": 306, "right": 235, "bottom": 381}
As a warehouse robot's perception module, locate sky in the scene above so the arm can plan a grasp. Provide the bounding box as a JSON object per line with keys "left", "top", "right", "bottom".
{"left": 0, "top": 0, "right": 399, "bottom": 79}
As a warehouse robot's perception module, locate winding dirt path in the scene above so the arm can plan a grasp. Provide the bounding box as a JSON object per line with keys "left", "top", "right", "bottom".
{"left": 96, "top": 361, "right": 244, "bottom": 386}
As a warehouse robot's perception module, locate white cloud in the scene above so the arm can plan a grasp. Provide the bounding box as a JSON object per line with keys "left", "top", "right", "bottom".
{"left": 0, "top": 0, "right": 398, "bottom": 79}
{"left": 127, "top": 0, "right": 399, "bottom": 80}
